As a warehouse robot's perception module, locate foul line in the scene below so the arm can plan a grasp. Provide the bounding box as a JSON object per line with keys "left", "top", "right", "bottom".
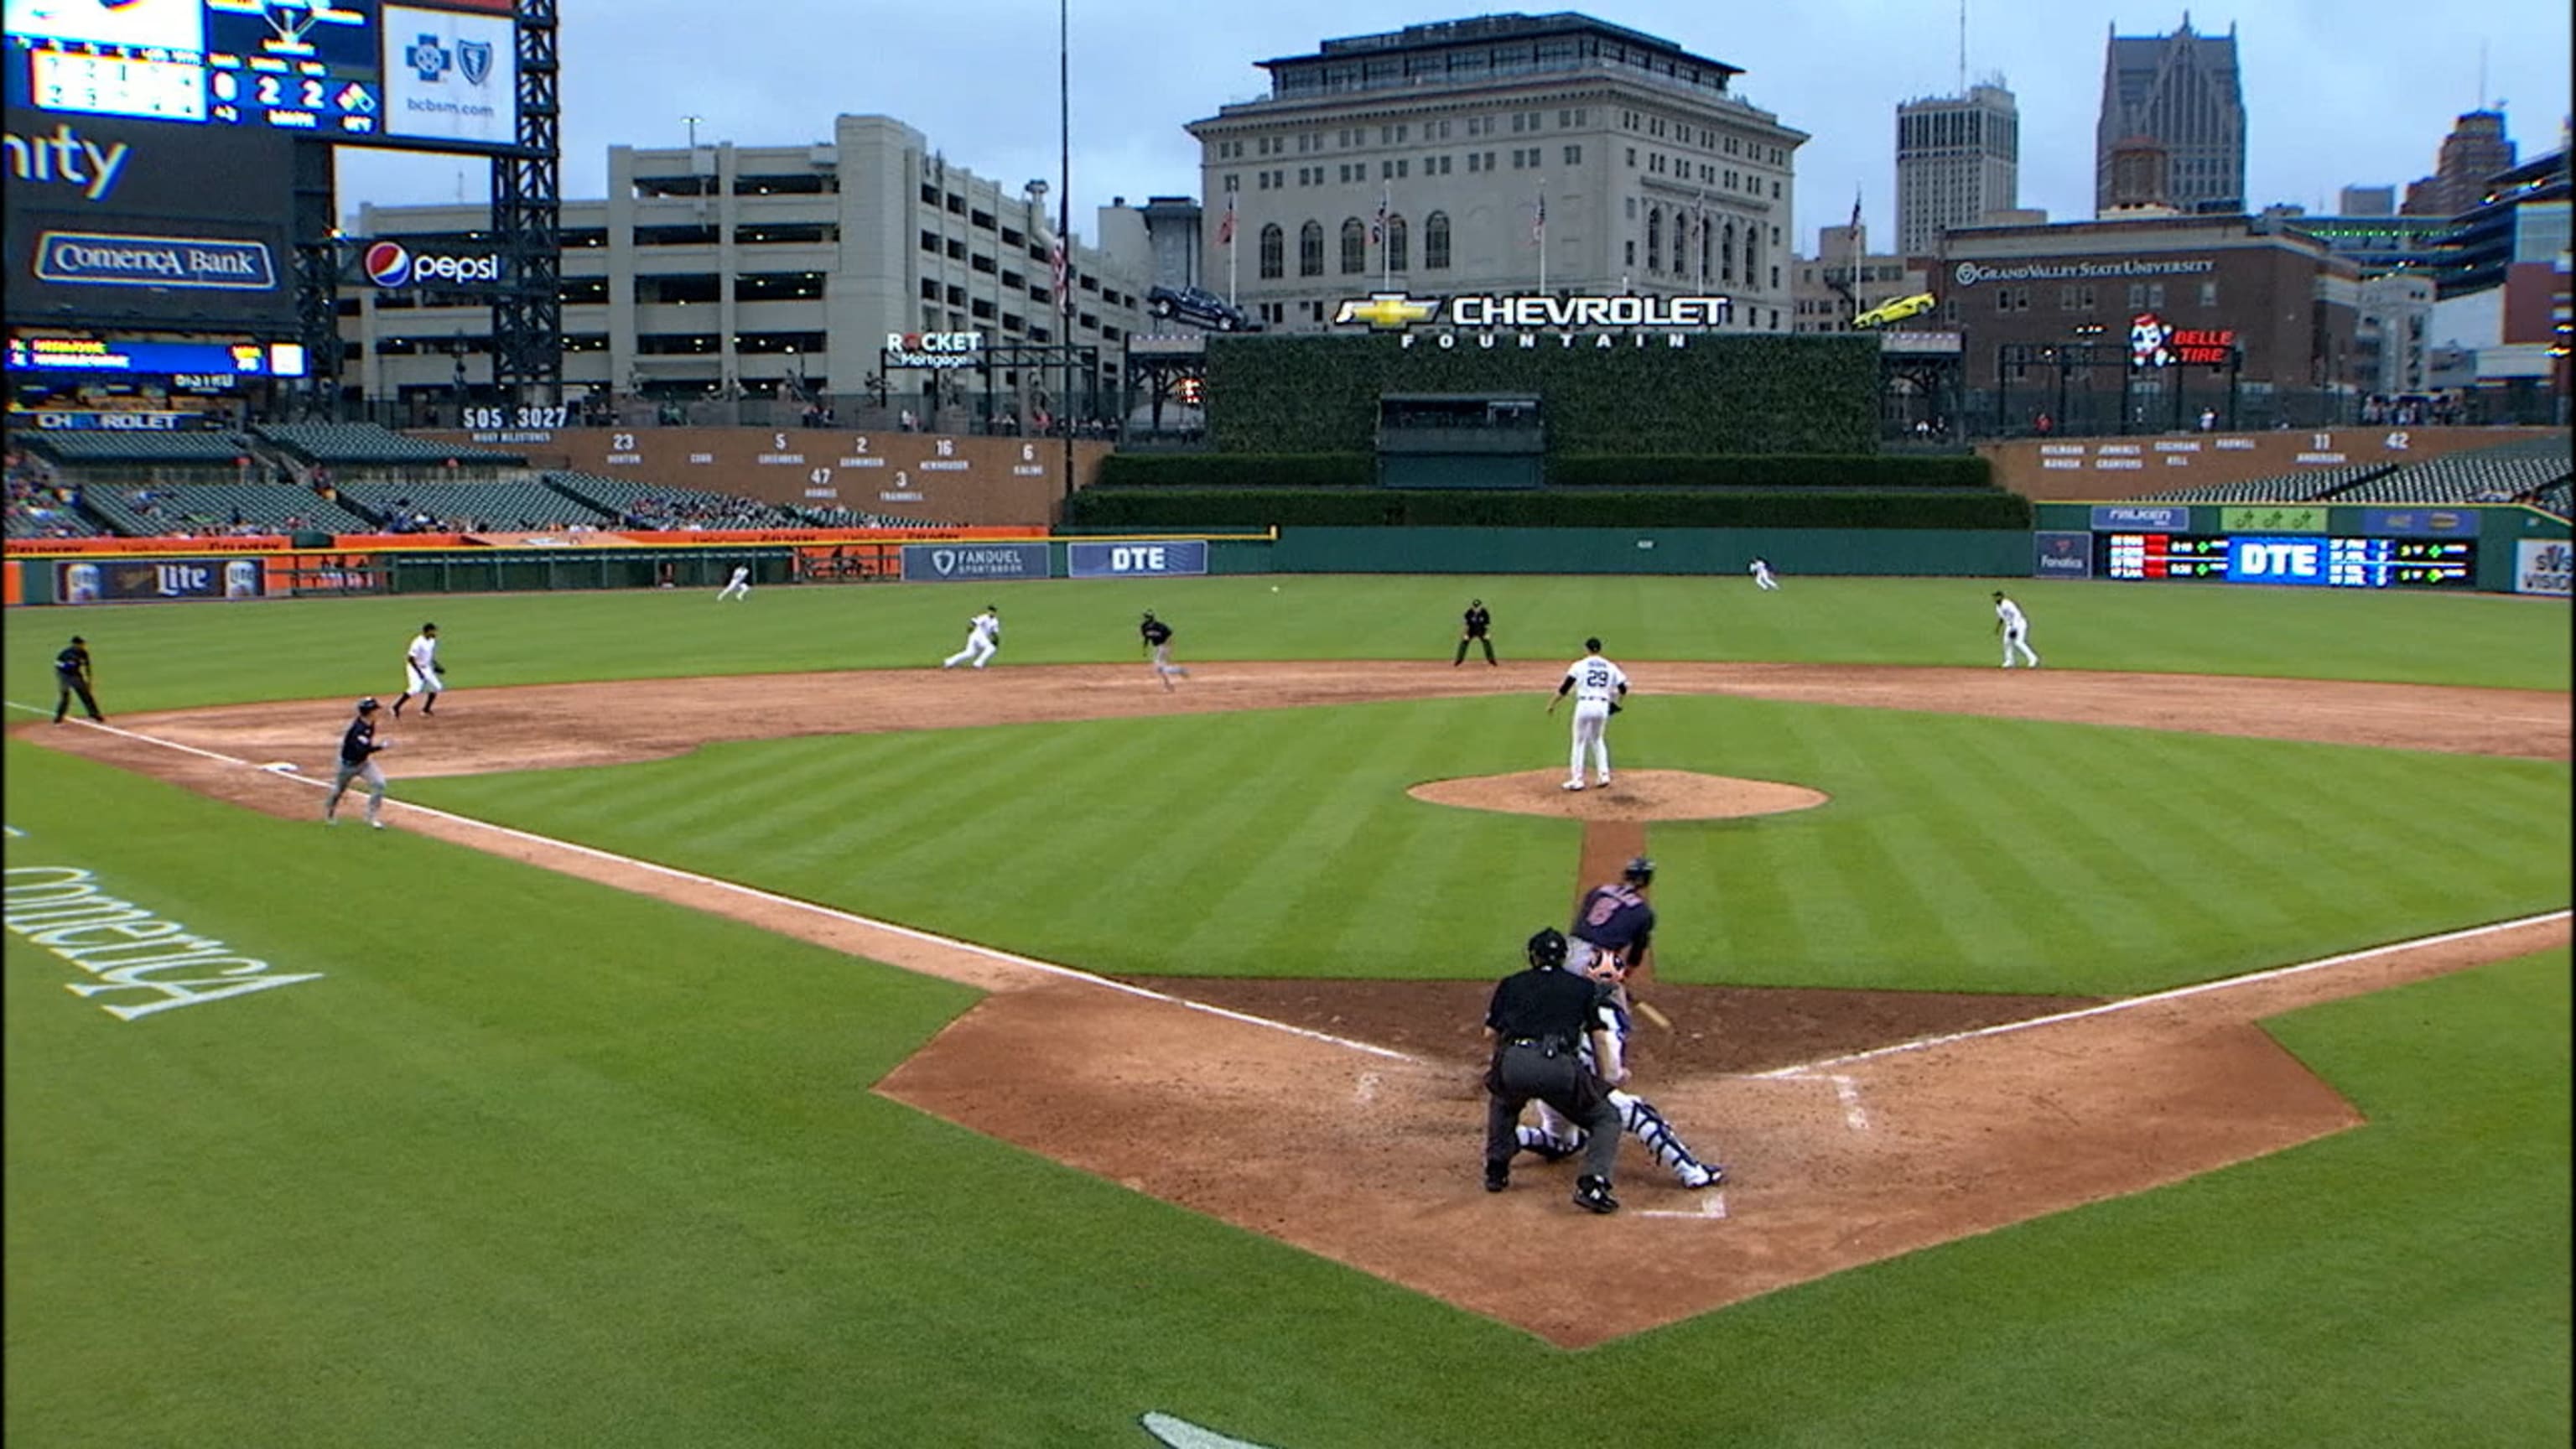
{"left": 9, "top": 707, "right": 1418, "bottom": 1064}
{"left": 1755, "top": 906, "right": 2573, "bottom": 1080}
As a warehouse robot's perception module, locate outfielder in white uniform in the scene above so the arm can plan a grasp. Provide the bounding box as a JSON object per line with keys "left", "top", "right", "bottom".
{"left": 1750, "top": 557, "right": 1779, "bottom": 590}
{"left": 392, "top": 623, "right": 442, "bottom": 717}
{"left": 1545, "top": 637, "right": 1628, "bottom": 791}
{"left": 716, "top": 564, "right": 751, "bottom": 601}
{"left": 1519, "top": 950, "right": 1725, "bottom": 1189}
{"left": 1993, "top": 590, "right": 2040, "bottom": 668}
{"left": 942, "top": 605, "right": 1001, "bottom": 669}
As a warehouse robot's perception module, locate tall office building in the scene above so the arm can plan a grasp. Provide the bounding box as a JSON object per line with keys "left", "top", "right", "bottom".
{"left": 2095, "top": 17, "right": 2246, "bottom": 216}
{"left": 1187, "top": 12, "right": 1809, "bottom": 333}
{"left": 2402, "top": 110, "right": 2516, "bottom": 216}
{"left": 1894, "top": 83, "right": 2018, "bottom": 257}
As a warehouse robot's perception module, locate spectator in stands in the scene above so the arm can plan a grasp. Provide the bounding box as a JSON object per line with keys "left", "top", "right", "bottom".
{"left": 899, "top": 408, "right": 917, "bottom": 432}
{"left": 2199, "top": 408, "right": 2217, "bottom": 432}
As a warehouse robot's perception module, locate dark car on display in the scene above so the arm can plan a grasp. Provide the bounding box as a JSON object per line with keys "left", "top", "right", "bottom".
{"left": 1146, "top": 285, "right": 1259, "bottom": 332}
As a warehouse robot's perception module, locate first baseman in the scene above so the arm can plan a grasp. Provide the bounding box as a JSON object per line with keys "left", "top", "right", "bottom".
{"left": 1545, "top": 637, "right": 1628, "bottom": 790}
{"left": 392, "top": 622, "right": 443, "bottom": 717}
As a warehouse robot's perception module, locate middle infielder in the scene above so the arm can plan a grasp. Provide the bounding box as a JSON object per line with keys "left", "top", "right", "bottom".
{"left": 716, "top": 564, "right": 752, "bottom": 601}
{"left": 1545, "top": 636, "right": 1628, "bottom": 791}
{"left": 942, "top": 605, "right": 1002, "bottom": 669}
{"left": 1993, "top": 590, "right": 2040, "bottom": 668}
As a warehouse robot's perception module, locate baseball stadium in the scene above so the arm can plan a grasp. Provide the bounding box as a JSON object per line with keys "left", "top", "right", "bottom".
{"left": 7, "top": 5, "right": 2573, "bottom": 1447}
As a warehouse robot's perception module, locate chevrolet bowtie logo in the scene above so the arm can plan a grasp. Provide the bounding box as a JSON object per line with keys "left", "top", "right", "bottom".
{"left": 1333, "top": 292, "right": 1441, "bottom": 330}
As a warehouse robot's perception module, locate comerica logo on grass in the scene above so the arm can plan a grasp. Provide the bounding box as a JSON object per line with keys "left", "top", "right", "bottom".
{"left": 3, "top": 865, "right": 322, "bottom": 1021}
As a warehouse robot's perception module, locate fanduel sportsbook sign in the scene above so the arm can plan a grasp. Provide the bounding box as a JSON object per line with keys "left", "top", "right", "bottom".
{"left": 900, "top": 542, "right": 1047, "bottom": 582}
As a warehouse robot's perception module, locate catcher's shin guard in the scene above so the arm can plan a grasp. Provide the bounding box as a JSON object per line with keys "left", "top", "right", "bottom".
{"left": 1613, "top": 1090, "right": 1715, "bottom": 1184}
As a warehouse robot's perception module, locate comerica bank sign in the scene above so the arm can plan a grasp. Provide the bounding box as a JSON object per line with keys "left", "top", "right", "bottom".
{"left": 1333, "top": 290, "right": 1732, "bottom": 347}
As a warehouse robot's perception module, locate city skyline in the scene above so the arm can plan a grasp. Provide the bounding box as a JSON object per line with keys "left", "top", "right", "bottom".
{"left": 335, "top": 1, "right": 2572, "bottom": 255}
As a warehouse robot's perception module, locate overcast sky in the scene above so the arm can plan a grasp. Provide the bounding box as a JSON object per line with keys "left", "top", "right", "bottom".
{"left": 341, "top": 0, "right": 2573, "bottom": 253}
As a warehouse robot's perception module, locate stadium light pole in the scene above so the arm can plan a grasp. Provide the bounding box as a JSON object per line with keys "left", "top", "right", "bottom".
{"left": 1058, "top": 0, "right": 1075, "bottom": 497}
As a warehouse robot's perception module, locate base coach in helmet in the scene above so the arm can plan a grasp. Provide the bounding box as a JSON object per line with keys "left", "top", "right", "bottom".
{"left": 1483, "top": 927, "right": 1626, "bottom": 1213}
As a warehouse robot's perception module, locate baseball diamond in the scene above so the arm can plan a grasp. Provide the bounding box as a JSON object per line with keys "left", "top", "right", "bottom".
{"left": 21, "top": 655, "right": 2568, "bottom": 1344}
{"left": 4, "top": 572, "right": 2567, "bottom": 1446}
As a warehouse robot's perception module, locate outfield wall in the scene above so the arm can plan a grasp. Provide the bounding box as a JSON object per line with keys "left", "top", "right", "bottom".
{"left": 1265, "top": 527, "right": 2025, "bottom": 576}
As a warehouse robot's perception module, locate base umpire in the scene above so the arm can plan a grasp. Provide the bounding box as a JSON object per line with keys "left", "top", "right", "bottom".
{"left": 1483, "top": 927, "right": 1625, "bottom": 1213}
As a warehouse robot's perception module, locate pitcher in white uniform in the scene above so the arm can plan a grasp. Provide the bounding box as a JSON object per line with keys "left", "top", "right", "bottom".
{"left": 942, "top": 605, "right": 1001, "bottom": 669}
{"left": 1545, "top": 636, "right": 1628, "bottom": 791}
{"left": 1993, "top": 591, "right": 2040, "bottom": 668}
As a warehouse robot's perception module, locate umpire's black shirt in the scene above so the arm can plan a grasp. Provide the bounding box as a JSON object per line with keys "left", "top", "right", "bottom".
{"left": 1463, "top": 605, "right": 1491, "bottom": 636}
{"left": 1485, "top": 967, "right": 1597, "bottom": 1052}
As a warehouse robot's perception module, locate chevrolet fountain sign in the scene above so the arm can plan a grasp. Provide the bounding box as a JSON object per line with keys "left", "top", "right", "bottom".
{"left": 1334, "top": 291, "right": 1732, "bottom": 348}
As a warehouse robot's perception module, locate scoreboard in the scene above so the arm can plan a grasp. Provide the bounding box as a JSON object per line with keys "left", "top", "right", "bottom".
{"left": 2100, "top": 532, "right": 2475, "bottom": 589}
{"left": 4, "top": 0, "right": 513, "bottom": 147}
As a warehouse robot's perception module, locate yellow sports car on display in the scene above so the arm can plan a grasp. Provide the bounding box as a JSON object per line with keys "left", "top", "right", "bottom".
{"left": 1852, "top": 293, "right": 1937, "bottom": 328}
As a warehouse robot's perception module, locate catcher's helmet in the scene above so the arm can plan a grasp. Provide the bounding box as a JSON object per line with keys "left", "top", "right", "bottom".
{"left": 356, "top": 697, "right": 381, "bottom": 713}
{"left": 1622, "top": 855, "right": 1654, "bottom": 885}
{"left": 1525, "top": 927, "right": 1569, "bottom": 970}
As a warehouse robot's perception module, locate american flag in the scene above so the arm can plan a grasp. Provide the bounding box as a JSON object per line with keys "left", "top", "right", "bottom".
{"left": 1216, "top": 196, "right": 1235, "bottom": 247}
{"left": 1530, "top": 193, "right": 1545, "bottom": 244}
{"left": 1049, "top": 238, "right": 1068, "bottom": 315}
{"left": 1369, "top": 185, "right": 1389, "bottom": 246}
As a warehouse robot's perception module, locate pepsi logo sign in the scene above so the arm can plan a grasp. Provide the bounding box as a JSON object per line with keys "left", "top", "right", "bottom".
{"left": 363, "top": 241, "right": 413, "bottom": 287}
{"left": 361, "top": 241, "right": 501, "bottom": 288}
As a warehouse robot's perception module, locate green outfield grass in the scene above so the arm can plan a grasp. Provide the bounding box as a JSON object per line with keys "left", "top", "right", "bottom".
{"left": 405, "top": 694, "right": 2569, "bottom": 995}
{"left": 8, "top": 573, "right": 2568, "bottom": 714}
{"left": 6, "top": 749, "right": 2566, "bottom": 1447}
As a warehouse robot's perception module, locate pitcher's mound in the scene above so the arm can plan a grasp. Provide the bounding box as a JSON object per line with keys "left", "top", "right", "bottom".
{"left": 1408, "top": 768, "right": 1831, "bottom": 821}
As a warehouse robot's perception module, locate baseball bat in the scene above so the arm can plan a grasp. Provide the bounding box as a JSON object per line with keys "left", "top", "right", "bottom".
{"left": 1634, "top": 999, "right": 1673, "bottom": 1031}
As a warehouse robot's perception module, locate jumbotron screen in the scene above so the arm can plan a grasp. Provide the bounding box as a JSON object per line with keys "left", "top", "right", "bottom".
{"left": 2100, "top": 532, "right": 2476, "bottom": 589}
{"left": 3, "top": 0, "right": 517, "bottom": 147}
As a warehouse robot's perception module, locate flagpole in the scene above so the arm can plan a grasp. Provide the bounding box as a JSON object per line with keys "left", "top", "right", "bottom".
{"left": 1535, "top": 179, "right": 1546, "bottom": 293}
{"left": 1228, "top": 215, "right": 1238, "bottom": 309}
{"left": 1380, "top": 181, "right": 1392, "bottom": 292}
{"left": 1057, "top": 0, "right": 1072, "bottom": 487}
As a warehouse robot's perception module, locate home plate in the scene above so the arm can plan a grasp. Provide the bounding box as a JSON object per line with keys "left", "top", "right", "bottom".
{"left": 259, "top": 762, "right": 302, "bottom": 773}
{"left": 1637, "top": 1192, "right": 1727, "bottom": 1220}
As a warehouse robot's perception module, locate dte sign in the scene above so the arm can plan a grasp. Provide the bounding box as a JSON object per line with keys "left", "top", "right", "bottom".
{"left": 2227, "top": 537, "right": 2327, "bottom": 585}
{"left": 1067, "top": 540, "right": 1209, "bottom": 579}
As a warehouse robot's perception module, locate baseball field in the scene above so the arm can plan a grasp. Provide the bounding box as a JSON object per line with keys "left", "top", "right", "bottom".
{"left": 5, "top": 574, "right": 2568, "bottom": 1447}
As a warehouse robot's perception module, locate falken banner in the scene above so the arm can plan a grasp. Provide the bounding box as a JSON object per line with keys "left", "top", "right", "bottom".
{"left": 1066, "top": 541, "right": 1208, "bottom": 579}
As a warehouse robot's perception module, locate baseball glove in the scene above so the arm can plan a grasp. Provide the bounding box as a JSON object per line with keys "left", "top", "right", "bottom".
{"left": 1608, "top": 700, "right": 1623, "bottom": 715}
{"left": 433, "top": 663, "right": 446, "bottom": 677}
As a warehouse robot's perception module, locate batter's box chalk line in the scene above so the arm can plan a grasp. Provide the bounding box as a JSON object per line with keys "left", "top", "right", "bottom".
{"left": 1636, "top": 1191, "right": 1728, "bottom": 1221}
{"left": 5, "top": 701, "right": 1416, "bottom": 1067}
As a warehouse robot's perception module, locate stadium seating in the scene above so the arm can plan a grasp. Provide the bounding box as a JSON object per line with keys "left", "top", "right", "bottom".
{"left": 2527, "top": 480, "right": 2571, "bottom": 520}
{"left": 544, "top": 470, "right": 808, "bottom": 529}
{"left": 2137, "top": 465, "right": 2392, "bottom": 504}
{"left": 2330, "top": 437, "right": 2573, "bottom": 506}
{"left": 18, "top": 429, "right": 254, "bottom": 465}
{"left": 333, "top": 479, "right": 615, "bottom": 532}
{"left": 253, "top": 423, "right": 525, "bottom": 466}
{"left": 797, "top": 506, "right": 961, "bottom": 528}
{"left": 79, "top": 481, "right": 376, "bottom": 537}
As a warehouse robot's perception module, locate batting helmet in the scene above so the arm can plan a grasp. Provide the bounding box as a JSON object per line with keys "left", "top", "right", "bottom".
{"left": 356, "top": 697, "right": 381, "bottom": 713}
{"left": 1622, "top": 855, "right": 1655, "bottom": 885}
{"left": 1525, "top": 927, "right": 1569, "bottom": 970}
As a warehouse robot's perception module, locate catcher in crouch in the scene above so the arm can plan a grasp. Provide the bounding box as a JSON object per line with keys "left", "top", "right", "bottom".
{"left": 1517, "top": 943, "right": 1726, "bottom": 1190}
